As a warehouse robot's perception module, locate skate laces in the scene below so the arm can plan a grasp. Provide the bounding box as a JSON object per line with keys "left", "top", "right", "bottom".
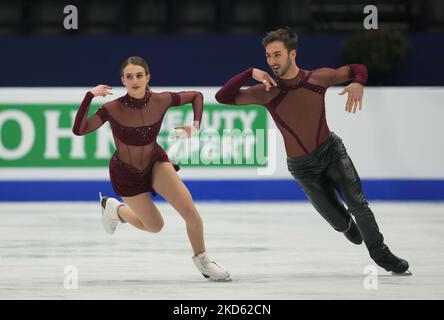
{"left": 210, "top": 261, "right": 223, "bottom": 268}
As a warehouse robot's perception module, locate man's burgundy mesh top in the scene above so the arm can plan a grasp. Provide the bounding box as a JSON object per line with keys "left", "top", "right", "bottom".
{"left": 73, "top": 90, "right": 203, "bottom": 171}
{"left": 215, "top": 64, "right": 367, "bottom": 157}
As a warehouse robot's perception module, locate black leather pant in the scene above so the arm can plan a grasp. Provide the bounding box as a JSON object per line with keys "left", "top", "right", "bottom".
{"left": 287, "top": 133, "right": 387, "bottom": 260}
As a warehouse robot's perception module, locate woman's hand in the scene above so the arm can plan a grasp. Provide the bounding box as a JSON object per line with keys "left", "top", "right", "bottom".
{"left": 174, "top": 125, "right": 198, "bottom": 139}
{"left": 90, "top": 85, "right": 113, "bottom": 97}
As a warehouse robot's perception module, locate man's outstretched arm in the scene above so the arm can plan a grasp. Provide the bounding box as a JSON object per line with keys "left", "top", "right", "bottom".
{"left": 312, "top": 64, "right": 368, "bottom": 113}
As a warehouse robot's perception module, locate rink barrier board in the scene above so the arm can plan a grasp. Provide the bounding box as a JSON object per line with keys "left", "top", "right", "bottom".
{"left": 0, "top": 179, "right": 443, "bottom": 202}
{"left": 1, "top": 87, "right": 444, "bottom": 179}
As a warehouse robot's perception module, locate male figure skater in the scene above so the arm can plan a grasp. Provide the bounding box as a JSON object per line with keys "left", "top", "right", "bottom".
{"left": 215, "top": 28, "right": 409, "bottom": 274}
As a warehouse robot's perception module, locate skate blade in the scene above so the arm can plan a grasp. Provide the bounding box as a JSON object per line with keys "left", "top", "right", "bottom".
{"left": 206, "top": 276, "right": 232, "bottom": 282}
{"left": 391, "top": 270, "right": 413, "bottom": 276}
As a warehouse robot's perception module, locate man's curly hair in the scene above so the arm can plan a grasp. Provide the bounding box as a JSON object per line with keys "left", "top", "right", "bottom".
{"left": 262, "top": 27, "right": 298, "bottom": 53}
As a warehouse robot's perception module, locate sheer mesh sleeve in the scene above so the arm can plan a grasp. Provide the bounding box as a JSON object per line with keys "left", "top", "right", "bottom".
{"left": 72, "top": 91, "right": 106, "bottom": 136}
{"left": 169, "top": 92, "right": 181, "bottom": 106}
{"left": 349, "top": 64, "right": 368, "bottom": 85}
{"left": 310, "top": 64, "right": 368, "bottom": 87}
{"left": 215, "top": 68, "right": 253, "bottom": 104}
{"left": 215, "top": 68, "right": 275, "bottom": 106}
{"left": 95, "top": 105, "right": 111, "bottom": 123}
{"left": 167, "top": 91, "right": 203, "bottom": 129}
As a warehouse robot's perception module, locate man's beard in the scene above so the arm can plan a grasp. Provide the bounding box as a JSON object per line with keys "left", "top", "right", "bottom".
{"left": 273, "top": 57, "right": 291, "bottom": 77}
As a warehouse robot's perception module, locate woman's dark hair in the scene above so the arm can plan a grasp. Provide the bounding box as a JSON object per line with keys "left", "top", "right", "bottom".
{"left": 120, "top": 56, "right": 150, "bottom": 76}
{"left": 262, "top": 27, "right": 298, "bottom": 53}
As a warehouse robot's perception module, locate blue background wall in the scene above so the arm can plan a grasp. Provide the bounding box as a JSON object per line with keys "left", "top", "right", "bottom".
{"left": 1, "top": 33, "right": 443, "bottom": 87}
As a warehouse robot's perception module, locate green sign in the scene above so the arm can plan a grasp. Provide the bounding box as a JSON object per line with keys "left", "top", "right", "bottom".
{"left": 0, "top": 103, "right": 268, "bottom": 167}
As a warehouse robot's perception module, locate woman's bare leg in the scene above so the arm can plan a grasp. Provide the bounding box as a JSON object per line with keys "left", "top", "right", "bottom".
{"left": 120, "top": 192, "right": 164, "bottom": 233}
{"left": 152, "top": 162, "right": 205, "bottom": 255}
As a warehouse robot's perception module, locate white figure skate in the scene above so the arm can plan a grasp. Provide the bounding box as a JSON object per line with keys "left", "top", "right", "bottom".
{"left": 99, "top": 192, "right": 125, "bottom": 234}
{"left": 192, "top": 251, "right": 231, "bottom": 281}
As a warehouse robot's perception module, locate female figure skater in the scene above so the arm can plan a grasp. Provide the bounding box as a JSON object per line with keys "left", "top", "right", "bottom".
{"left": 72, "top": 56, "right": 230, "bottom": 281}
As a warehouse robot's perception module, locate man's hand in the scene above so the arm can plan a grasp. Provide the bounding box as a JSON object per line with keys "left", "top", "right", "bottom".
{"left": 252, "top": 68, "right": 277, "bottom": 91}
{"left": 90, "top": 84, "right": 113, "bottom": 97}
{"left": 338, "top": 83, "right": 364, "bottom": 113}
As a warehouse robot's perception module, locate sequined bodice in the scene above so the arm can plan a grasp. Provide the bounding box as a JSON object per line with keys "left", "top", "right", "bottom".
{"left": 107, "top": 116, "right": 162, "bottom": 146}
{"left": 117, "top": 92, "right": 151, "bottom": 110}
{"left": 73, "top": 90, "right": 203, "bottom": 171}
{"left": 97, "top": 107, "right": 163, "bottom": 146}
{"left": 95, "top": 92, "right": 163, "bottom": 146}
